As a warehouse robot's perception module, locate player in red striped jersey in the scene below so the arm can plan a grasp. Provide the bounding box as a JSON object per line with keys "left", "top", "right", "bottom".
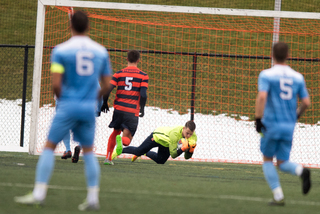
{"left": 101, "top": 50, "right": 149, "bottom": 165}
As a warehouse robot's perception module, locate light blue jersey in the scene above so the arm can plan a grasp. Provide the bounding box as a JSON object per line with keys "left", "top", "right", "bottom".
{"left": 48, "top": 36, "right": 112, "bottom": 146}
{"left": 258, "top": 64, "right": 309, "bottom": 141}
{"left": 51, "top": 36, "right": 112, "bottom": 103}
{"left": 258, "top": 63, "right": 311, "bottom": 198}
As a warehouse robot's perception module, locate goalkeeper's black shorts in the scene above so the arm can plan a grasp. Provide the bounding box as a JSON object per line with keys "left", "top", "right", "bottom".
{"left": 109, "top": 109, "right": 139, "bottom": 136}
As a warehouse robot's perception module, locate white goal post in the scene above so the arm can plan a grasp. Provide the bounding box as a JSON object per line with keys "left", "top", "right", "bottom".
{"left": 30, "top": 0, "right": 320, "bottom": 167}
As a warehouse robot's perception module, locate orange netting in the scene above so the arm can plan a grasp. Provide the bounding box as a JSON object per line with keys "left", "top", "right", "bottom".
{"left": 37, "top": 6, "right": 320, "bottom": 167}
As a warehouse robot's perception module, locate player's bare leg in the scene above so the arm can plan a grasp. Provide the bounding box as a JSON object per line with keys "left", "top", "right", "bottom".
{"left": 121, "top": 129, "right": 132, "bottom": 146}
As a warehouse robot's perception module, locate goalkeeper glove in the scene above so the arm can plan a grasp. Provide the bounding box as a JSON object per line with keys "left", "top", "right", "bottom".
{"left": 100, "top": 101, "right": 109, "bottom": 113}
{"left": 189, "top": 145, "right": 196, "bottom": 153}
{"left": 188, "top": 139, "right": 196, "bottom": 153}
{"left": 255, "top": 118, "right": 265, "bottom": 133}
{"left": 180, "top": 139, "right": 189, "bottom": 152}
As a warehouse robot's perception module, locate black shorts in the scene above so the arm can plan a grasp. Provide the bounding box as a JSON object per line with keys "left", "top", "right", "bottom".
{"left": 109, "top": 110, "right": 139, "bottom": 136}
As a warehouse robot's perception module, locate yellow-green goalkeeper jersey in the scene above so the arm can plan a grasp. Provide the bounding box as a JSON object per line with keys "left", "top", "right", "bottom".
{"left": 152, "top": 126, "right": 197, "bottom": 159}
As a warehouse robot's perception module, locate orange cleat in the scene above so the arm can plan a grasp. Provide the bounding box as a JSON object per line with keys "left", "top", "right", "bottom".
{"left": 131, "top": 155, "right": 139, "bottom": 162}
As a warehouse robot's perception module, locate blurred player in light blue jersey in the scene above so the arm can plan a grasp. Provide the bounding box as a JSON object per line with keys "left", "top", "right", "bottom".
{"left": 15, "top": 11, "right": 112, "bottom": 211}
{"left": 58, "top": 81, "right": 103, "bottom": 163}
{"left": 255, "top": 42, "right": 311, "bottom": 206}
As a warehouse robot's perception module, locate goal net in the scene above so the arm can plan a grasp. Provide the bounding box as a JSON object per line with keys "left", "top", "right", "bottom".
{"left": 30, "top": 0, "right": 320, "bottom": 167}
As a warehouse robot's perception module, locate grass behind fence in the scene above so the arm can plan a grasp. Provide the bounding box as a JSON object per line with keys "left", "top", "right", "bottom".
{"left": 1, "top": 1, "right": 320, "bottom": 124}
{"left": 37, "top": 7, "right": 320, "bottom": 124}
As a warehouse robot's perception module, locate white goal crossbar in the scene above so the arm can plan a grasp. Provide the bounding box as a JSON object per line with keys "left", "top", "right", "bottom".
{"left": 41, "top": 0, "right": 320, "bottom": 19}
{"left": 29, "top": 0, "right": 320, "bottom": 154}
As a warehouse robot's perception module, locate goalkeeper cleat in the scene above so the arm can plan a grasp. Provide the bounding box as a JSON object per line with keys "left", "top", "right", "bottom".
{"left": 14, "top": 193, "right": 44, "bottom": 206}
{"left": 103, "top": 159, "right": 114, "bottom": 165}
{"left": 72, "top": 146, "right": 81, "bottom": 163}
{"left": 115, "top": 135, "right": 123, "bottom": 156}
{"left": 78, "top": 200, "right": 100, "bottom": 211}
{"left": 132, "top": 155, "right": 139, "bottom": 162}
{"left": 268, "top": 198, "right": 285, "bottom": 206}
{"left": 301, "top": 168, "right": 311, "bottom": 194}
{"left": 61, "top": 151, "right": 72, "bottom": 159}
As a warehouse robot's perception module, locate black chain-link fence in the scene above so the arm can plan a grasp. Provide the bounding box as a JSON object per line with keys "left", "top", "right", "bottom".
{"left": 1, "top": 0, "right": 320, "bottom": 149}
{"left": 0, "top": 45, "right": 34, "bottom": 148}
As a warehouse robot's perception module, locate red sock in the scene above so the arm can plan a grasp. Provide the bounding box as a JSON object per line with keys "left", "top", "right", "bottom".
{"left": 106, "top": 130, "right": 121, "bottom": 160}
{"left": 122, "top": 137, "right": 131, "bottom": 146}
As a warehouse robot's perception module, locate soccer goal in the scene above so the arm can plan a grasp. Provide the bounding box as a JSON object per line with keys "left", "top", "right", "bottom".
{"left": 30, "top": 0, "right": 320, "bottom": 167}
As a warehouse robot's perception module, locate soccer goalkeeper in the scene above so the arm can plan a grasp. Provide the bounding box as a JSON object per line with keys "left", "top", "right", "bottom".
{"left": 112, "top": 120, "right": 197, "bottom": 164}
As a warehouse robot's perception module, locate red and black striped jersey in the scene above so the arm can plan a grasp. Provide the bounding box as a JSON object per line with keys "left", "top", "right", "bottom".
{"left": 111, "top": 66, "right": 149, "bottom": 116}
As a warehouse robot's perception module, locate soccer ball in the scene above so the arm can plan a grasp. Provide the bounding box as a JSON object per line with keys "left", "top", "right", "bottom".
{"left": 177, "top": 138, "right": 188, "bottom": 149}
{"left": 188, "top": 139, "right": 196, "bottom": 147}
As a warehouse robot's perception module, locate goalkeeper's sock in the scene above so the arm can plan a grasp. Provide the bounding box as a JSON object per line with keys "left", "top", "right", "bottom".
{"left": 263, "top": 162, "right": 282, "bottom": 197}
{"left": 106, "top": 130, "right": 121, "bottom": 161}
{"left": 279, "top": 161, "right": 303, "bottom": 176}
{"left": 62, "top": 132, "right": 71, "bottom": 152}
{"left": 122, "top": 137, "right": 131, "bottom": 146}
{"left": 83, "top": 152, "right": 100, "bottom": 187}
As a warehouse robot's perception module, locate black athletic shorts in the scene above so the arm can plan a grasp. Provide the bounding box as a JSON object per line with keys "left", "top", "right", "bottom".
{"left": 109, "top": 110, "right": 139, "bottom": 136}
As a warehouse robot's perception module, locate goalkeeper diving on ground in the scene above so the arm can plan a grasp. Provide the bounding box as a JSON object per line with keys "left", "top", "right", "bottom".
{"left": 111, "top": 120, "right": 197, "bottom": 164}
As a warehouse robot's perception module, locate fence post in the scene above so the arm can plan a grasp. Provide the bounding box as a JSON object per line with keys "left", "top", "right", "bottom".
{"left": 20, "top": 44, "right": 28, "bottom": 147}
{"left": 190, "top": 53, "right": 197, "bottom": 121}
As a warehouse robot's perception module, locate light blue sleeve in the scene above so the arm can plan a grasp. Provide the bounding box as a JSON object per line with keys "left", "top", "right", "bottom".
{"left": 102, "top": 51, "right": 112, "bottom": 76}
{"left": 258, "top": 73, "right": 269, "bottom": 92}
{"left": 298, "top": 77, "right": 309, "bottom": 99}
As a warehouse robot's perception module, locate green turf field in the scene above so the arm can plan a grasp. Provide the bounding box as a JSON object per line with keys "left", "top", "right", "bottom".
{"left": 1, "top": 152, "right": 320, "bottom": 214}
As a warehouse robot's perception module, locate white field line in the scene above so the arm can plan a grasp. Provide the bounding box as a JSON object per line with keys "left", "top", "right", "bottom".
{"left": 1, "top": 182, "right": 319, "bottom": 206}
